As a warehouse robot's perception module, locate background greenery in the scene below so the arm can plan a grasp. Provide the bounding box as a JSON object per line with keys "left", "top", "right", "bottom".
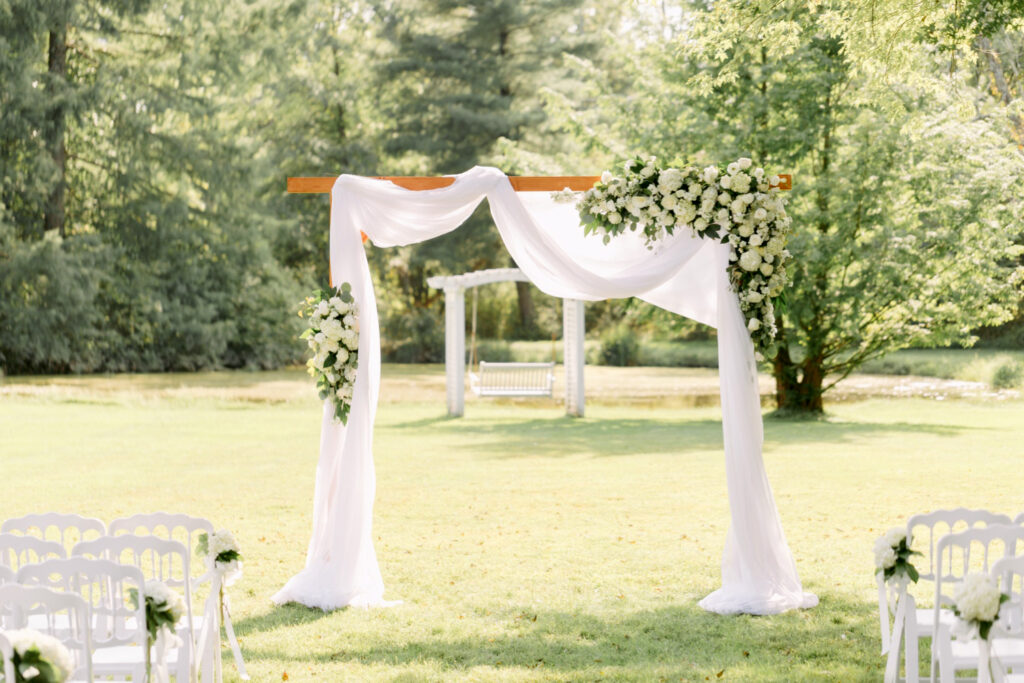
{"left": 1, "top": 367, "right": 1021, "bottom": 681}
{"left": 1, "top": 0, "right": 1021, "bottom": 414}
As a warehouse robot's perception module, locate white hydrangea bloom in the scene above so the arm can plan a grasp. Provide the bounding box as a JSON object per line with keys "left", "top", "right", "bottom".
{"left": 8, "top": 629, "right": 73, "bottom": 681}
{"left": 955, "top": 574, "right": 1002, "bottom": 623}
{"left": 739, "top": 250, "right": 762, "bottom": 272}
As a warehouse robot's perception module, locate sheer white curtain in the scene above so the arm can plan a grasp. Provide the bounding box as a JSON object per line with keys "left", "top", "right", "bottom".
{"left": 272, "top": 166, "right": 817, "bottom": 615}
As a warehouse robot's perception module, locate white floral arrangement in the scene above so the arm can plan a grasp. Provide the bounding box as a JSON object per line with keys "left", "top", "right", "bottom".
{"left": 6, "top": 628, "right": 73, "bottom": 683}
{"left": 873, "top": 527, "right": 922, "bottom": 587}
{"left": 558, "top": 155, "right": 791, "bottom": 353}
{"left": 197, "top": 529, "right": 241, "bottom": 565}
{"left": 299, "top": 284, "right": 360, "bottom": 424}
{"left": 129, "top": 579, "right": 186, "bottom": 645}
{"left": 952, "top": 573, "right": 1010, "bottom": 641}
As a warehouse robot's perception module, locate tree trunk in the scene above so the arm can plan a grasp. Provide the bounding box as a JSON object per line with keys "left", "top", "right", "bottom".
{"left": 514, "top": 280, "right": 537, "bottom": 339}
{"left": 773, "top": 354, "right": 825, "bottom": 414}
{"left": 44, "top": 21, "right": 68, "bottom": 238}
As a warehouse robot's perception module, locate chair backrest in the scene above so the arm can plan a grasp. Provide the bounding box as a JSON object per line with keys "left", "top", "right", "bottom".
{"left": 73, "top": 534, "right": 193, "bottom": 630}
{"left": 18, "top": 556, "right": 146, "bottom": 652}
{"left": 907, "top": 508, "right": 1013, "bottom": 581}
{"left": 934, "top": 524, "right": 1024, "bottom": 617}
{"left": 0, "top": 630, "right": 14, "bottom": 683}
{"left": 991, "top": 553, "right": 1024, "bottom": 637}
{"left": 109, "top": 511, "right": 213, "bottom": 571}
{"left": 0, "top": 584, "right": 92, "bottom": 680}
{"left": 1015, "top": 512, "right": 1024, "bottom": 526}
{"left": 0, "top": 533, "right": 66, "bottom": 571}
{"left": 1, "top": 513, "right": 106, "bottom": 556}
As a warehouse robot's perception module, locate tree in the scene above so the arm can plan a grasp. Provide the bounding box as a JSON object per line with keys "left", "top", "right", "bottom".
{"left": 375, "top": 0, "right": 605, "bottom": 353}
{"left": 544, "top": 0, "right": 1024, "bottom": 413}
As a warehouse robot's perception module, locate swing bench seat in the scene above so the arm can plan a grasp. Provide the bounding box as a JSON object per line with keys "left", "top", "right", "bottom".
{"left": 470, "top": 361, "right": 555, "bottom": 398}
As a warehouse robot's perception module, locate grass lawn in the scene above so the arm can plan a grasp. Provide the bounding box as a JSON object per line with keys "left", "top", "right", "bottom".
{"left": 1, "top": 366, "right": 1022, "bottom": 681}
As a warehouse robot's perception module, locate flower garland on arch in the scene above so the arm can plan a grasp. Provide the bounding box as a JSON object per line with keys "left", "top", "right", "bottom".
{"left": 561, "top": 156, "right": 792, "bottom": 354}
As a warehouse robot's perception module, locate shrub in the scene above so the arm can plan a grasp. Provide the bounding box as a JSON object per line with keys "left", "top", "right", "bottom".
{"left": 597, "top": 325, "right": 639, "bottom": 367}
{"left": 991, "top": 359, "right": 1024, "bottom": 390}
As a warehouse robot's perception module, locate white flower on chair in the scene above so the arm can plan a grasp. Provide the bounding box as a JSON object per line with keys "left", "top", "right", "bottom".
{"left": 952, "top": 573, "right": 1009, "bottom": 641}
{"left": 7, "top": 629, "right": 73, "bottom": 683}
{"left": 873, "top": 527, "right": 921, "bottom": 587}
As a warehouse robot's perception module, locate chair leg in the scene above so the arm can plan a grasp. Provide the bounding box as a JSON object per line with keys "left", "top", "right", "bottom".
{"left": 905, "top": 613, "right": 919, "bottom": 683}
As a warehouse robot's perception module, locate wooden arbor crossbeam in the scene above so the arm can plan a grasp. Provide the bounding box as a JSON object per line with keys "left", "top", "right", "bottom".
{"left": 286, "top": 174, "right": 792, "bottom": 194}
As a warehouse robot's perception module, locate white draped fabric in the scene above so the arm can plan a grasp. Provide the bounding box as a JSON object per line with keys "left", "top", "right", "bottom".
{"left": 272, "top": 166, "right": 818, "bottom": 615}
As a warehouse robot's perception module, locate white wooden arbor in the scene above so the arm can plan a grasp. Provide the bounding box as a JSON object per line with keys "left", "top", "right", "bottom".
{"left": 427, "top": 268, "right": 585, "bottom": 418}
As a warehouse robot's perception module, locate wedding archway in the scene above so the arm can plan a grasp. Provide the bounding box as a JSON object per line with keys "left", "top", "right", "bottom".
{"left": 426, "top": 267, "right": 586, "bottom": 417}
{"left": 273, "top": 166, "right": 816, "bottom": 616}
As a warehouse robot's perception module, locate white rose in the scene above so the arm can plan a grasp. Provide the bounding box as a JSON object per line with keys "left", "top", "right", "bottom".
{"left": 314, "top": 332, "right": 326, "bottom": 346}
{"left": 747, "top": 317, "right": 761, "bottom": 332}
{"left": 316, "top": 301, "right": 329, "bottom": 317}
{"left": 770, "top": 174, "right": 781, "bottom": 186}
{"left": 694, "top": 217, "right": 708, "bottom": 231}
{"left": 747, "top": 291, "right": 763, "bottom": 304}
{"left": 335, "top": 348, "right": 349, "bottom": 365}
{"left": 739, "top": 250, "right": 762, "bottom": 272}
{"left": 716, "top": 208, "right": 730, "bottom": 226}
{"left": 608, "top": 212, "right": 622, "bottom": 225}
{"left": 720, "top": 175, "right": 732, "bottom": 189}
{"left": 738, "top": 157, "right": 752, "bottom": 170}
{"left": 329, "top": 296, "right": 343, "bottom": 309}
{"left": 760, "top": 263, "right": 774, "bottom": 276}
{"left": 738, "top": 222, "right": 754, "bottom": 238}
{"left": 601, "top": 170, "right": 613, "bottom": 183}
{"left": 702, "top": 166, "right": 718, "bottom": 183}
{"left": 727, "top": 162, "right": 740, "bottom": 175}
{"left": 748, "top": 234, "right": 763, "bottom": 246}
{"left": 754, "top": 207, "right": 768, "bottom": 221}
{"left": 753, "top": 167, "right": 764, "bottom": 179}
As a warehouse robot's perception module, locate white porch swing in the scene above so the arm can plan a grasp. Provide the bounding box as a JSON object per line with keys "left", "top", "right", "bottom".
{"left": 426, "top": 267, "right": 586, "bottom": 416}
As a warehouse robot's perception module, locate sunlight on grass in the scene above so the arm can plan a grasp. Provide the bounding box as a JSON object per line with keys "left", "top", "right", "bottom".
{"left": 1, "top": 368, "right": 1022, "bottom": 681}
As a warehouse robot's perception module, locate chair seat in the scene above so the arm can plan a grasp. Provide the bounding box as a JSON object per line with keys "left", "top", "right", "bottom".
{"left": 913, "top": 606, "right": 956, "bottom": 628}
{"left": 945, "top": 637, "right": 1024, "bottom": 669}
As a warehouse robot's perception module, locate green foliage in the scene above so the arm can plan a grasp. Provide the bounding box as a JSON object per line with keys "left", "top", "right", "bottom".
{"left": 597, "top": 325, "right": 640, "bottom": 367}
{"left": 991, "top": 359, "right": 1024, "bottom": 389}
{"left": 11, "top": 645, "right": 65, "bottom": 683}
{"left": 544, "top": 1, "right": 1024, "bottom": 412}
{"left": 128, "top": 587, "right": 179, "bottom": 645}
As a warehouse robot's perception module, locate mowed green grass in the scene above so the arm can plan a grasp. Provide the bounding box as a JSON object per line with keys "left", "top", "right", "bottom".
{"left": 1, "top": 367, "right": 1022, "bottom": 681}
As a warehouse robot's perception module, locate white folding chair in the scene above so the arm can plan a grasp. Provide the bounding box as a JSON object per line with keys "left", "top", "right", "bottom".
{"left": 0, "top": 533, "right": 66, "bottom": 572}
{"left": 74, "top": 534, "right": 195, "bottom": 682}
{"left": 19, "top": 556, "right": 148, "bottom": 681}
{"left": 1, "top": 513, "right": 106, "bottom": 556}
{"left": 0, "top": 630, "right": 15, "bottom": 683}
{"left": 885, "top": 510, "right": 1015, "bottom": 683}
{"left": 931, "top": 525, "right": 1024, "bottom": 682}
{"left": 0, "top": 584, "right": 93, "bottom": 681}
{"left": 108, "top": 512, "right": 213, "bottom": 559}
{"left": 0, "top": 565, "right": 13, "bottom": 585}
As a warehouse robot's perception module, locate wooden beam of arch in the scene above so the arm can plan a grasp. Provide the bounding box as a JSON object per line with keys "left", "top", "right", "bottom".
{"left": 290, "top": 173, "right": 793, "bottom": 252}
{"left": 286, "top": 174, "right": 793, "bottom": 194}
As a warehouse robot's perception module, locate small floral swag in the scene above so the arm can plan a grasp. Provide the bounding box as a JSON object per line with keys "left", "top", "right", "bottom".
{"left": 558, "top": 156, "right": 792, "bottom": 354}
{"left": 300, "top": 284, "right": 360, "bottom": 424}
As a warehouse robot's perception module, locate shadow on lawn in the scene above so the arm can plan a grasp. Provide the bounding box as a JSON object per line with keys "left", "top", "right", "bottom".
{"left": 388, "top": 414, "right": 973, "bottom": 459}
{"left": 237, "top": 593, "right": 883, "bottom": 680}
